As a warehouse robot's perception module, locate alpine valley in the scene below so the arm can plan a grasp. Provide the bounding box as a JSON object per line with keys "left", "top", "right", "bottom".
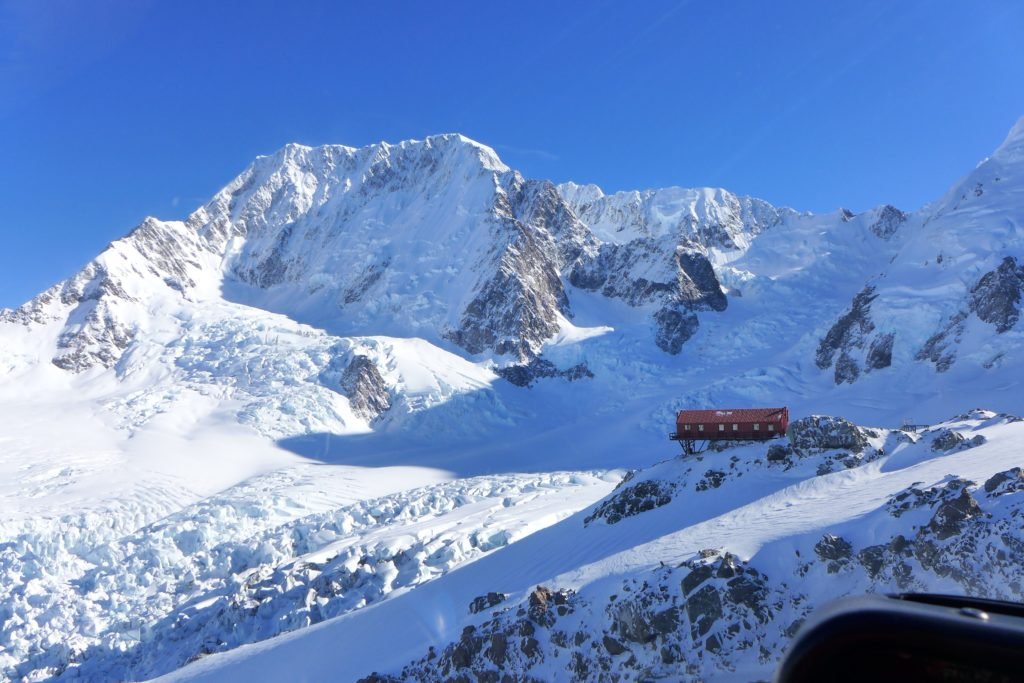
{"left": 3, "top": 119, "right": 1024, "bottom": 682}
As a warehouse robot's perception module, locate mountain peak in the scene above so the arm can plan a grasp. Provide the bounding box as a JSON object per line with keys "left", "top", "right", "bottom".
{"left": 993, "top": 115, "right": 1024, "bottom": 161}
{"left": 256, "top": 134, "right": 509, "bottom": 177}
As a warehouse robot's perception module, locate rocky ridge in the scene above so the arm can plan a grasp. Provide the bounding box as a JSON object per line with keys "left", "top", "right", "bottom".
{"left": 365, "top": 412, "right": 1024, "bottom": 682}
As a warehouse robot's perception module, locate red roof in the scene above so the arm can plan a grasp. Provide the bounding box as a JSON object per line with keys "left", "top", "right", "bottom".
{"left": 677, "top": 407, "right": 787, "bottom": 422}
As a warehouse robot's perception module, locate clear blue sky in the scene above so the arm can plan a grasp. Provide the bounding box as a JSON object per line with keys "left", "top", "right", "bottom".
{"left": 2, "top": 0, "right": 1023, "bottom": 308}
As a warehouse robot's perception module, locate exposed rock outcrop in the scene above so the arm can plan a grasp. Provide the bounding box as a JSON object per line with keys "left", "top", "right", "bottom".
{"left": 969, "top": 255, "right": 1024, "bottom": 333}
{"left": 815, "top": 286, "right": 892, "bottom": 383}
{"left": 918, "top": 256, "right": 1024, "bottom": 371}
{"left": 584, "top": 479, "right": 676, "bottom": 526}
{"left": 786, "top": 415, "right": 875, "bottom": 453}
{"left": 339, "top": 355, "right": 391, "bottom": 421}
{"left": 868, "top": 204, "right": 907, "bottom": 240}
{"left": 496, "top": 358, "right": 593, "bottom": 387}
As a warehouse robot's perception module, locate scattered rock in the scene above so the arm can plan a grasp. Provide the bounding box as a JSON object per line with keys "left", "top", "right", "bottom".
{"left": 469, "top": 592, "right": 507, "bottom": 615}
{"left": 984, "top": 468, "right": 1024, "bottom": 497}
{"left": 584, "top": 480, "right": 675, "bottom": 526}
{"left": 925, "top": 488, "right": 982, "bottom": 540}
{"left": 696, "top": 470, "right": 727, "bottom": 491}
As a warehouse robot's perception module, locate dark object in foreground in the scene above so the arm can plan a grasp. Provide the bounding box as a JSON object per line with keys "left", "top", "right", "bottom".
{"left": 776, "top": 593, "right": 1024, "bottom": 683}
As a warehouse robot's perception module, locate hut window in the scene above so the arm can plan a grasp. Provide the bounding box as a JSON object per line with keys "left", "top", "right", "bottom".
{"left": 684, "top": 424, "right": 691, "bottom": 431}
{"left": 698, "top": 424, "right": 704, "bottom": 432}
{"left": 732, "top": 424, "right": 738, "bottom": 431}
{"left": 768, "top": 424, "right": 775, "bottom": 432}
{"left": 718, "top": 424, "right": 725, "bottom": 432}
{"left": 754, "top": 423, "right": 760, "bottom": 431}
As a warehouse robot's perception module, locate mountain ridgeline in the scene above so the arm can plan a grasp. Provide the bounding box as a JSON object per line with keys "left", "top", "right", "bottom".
{"left": 3, "top": 122, "right": 1024, "bottom": 422}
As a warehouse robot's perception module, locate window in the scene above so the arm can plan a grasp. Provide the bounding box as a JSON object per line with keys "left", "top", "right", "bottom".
{"left": 768, "top": 424, "right": 775, "bottom": 432}
{"left": 754, "top": 423, "right": 760, "bottom": 431}
{"left": 698, "top": 424, "right": 704, "bottom": 432}
{"left": 732, "top": 424, "right": 738, "bottom": 431}
{"left": 684, "top": 424, "right": 691, "bottom": 431}
{"left": 718, "top": 424, "right": 725, "bottom": 432}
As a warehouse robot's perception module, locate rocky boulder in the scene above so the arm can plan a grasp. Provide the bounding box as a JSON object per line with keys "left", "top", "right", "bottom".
{"left": 786, "top": 415, "right": 874, "bottom": 453}
{"left": 984, "top": 468, "right": 1024, "bottom": 497}
{"left": 584, "top": 479, "right": 676, "bottom": 526}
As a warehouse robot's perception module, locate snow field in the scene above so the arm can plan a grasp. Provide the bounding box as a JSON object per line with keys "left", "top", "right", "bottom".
{"left": 2, "top": 467, "right": 616, "bottom": 681}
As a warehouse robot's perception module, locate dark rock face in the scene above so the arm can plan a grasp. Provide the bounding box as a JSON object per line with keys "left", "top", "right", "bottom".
{"left": 833, "top": 351, "right": 860, "bottom": 384}
{"left": 447, "top": 217, "right": 568, "bottom": 361}
{"left": 787, "top": 415, "right": 873, "bottom": 453}
{"left": 930, "top": 429, "right": 965, "bottom": 452}
{"left": 929, "top": 429, "right": 985, "bottom": 453}
{"left": 569, "top": 244, "right": 725, "bottom": 356}
{"left": 27, "top": 262, "right": 140, "bottom": 373}
{"left": 675, "top": 251, "right": 728, "bottom": 312}
{"left": 866, "top": 333, "right": 894, "bottom": 370}
{"left": 886, "top": 478, "right": 975, "bottom": 518}
{"left": 918, "top": 256, "right": 1024, "bottom": 371}
{"left": 817, "top": 286, "right": 877, "bottom": 372}
{"left": 814, "top": 534, "right": 853, "bottom": 562}
{"left": 925, "top": 487, "right": 983, "bottom": 541}
{"left": 916, "top": 312, "right": 965, "bottom": 373}
{"left": 568, "top": 240, "right": 672, "bottom": 306}
{"left": 52, "top": 300, "right": 136, "bottom": 372}
{"left": 653, "top": 307, "right": 700, "bottom": 355}
{"left": 814, "top": 534, "right": 853, "bottom": 573}
{"left": 969, "top": 256, "right": 1024, "bottom": 333}
{"left": 816, "top": 286, "right": 890, "bottom": 384}
{"left": 339, "top": 356, "right": 391, "bottom": 421}
{"left": 984, "top": 468, "right": 1024, "bottom": 496}
{"left": 868, "top": 205, "right": 907, "bottom": 240}
{"left": 469, "top": 592, "right": 507, "bottom": 615}
{"left": 695, "top": 470, "right": 727, "bottom": 491}
{"left": 569, "top": 246, "right": 725, "bottom": 312}
{"left": 13, "top": 215, "right": 219, "bottom": 373}
{"left": 584, "top": 479, "right": 676, "bottom": 526}
{"left": 341, "top": 257, "right": 390, "bottom": 305}
{"left": 496, "top": 358, "right": 593, "bottom": 387}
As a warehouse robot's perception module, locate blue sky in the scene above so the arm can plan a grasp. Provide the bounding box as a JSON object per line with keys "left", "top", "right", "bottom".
{"left": 2, "top": 0, "right": 1023, "bottom": 308}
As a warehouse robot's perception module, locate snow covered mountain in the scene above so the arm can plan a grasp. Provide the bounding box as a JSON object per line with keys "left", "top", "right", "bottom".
{"left": 2, "top": 119, "right": 1024, "bottom": 682}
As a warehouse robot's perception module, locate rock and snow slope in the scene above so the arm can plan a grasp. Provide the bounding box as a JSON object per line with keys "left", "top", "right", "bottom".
{"left": 158, "top": 412, "right": 1024, "bottom": 683}
{"left": 2, "top": 120, "right": 1024, "bottom": 682}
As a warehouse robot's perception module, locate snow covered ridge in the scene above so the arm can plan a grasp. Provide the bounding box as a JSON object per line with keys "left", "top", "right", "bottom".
{"left": 315, "top": 411, "right": 1024, "bottom": 683}
{"left": 3, "top": 120, "right": 1024, "bottom": 385}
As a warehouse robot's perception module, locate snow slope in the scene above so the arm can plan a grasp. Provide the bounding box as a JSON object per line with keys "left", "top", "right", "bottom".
{"left": 158, "top": 412, "right": 1024, "bottom": 682}
{"left": 2, "top": 119, "right": 1024, "bottom": 682}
